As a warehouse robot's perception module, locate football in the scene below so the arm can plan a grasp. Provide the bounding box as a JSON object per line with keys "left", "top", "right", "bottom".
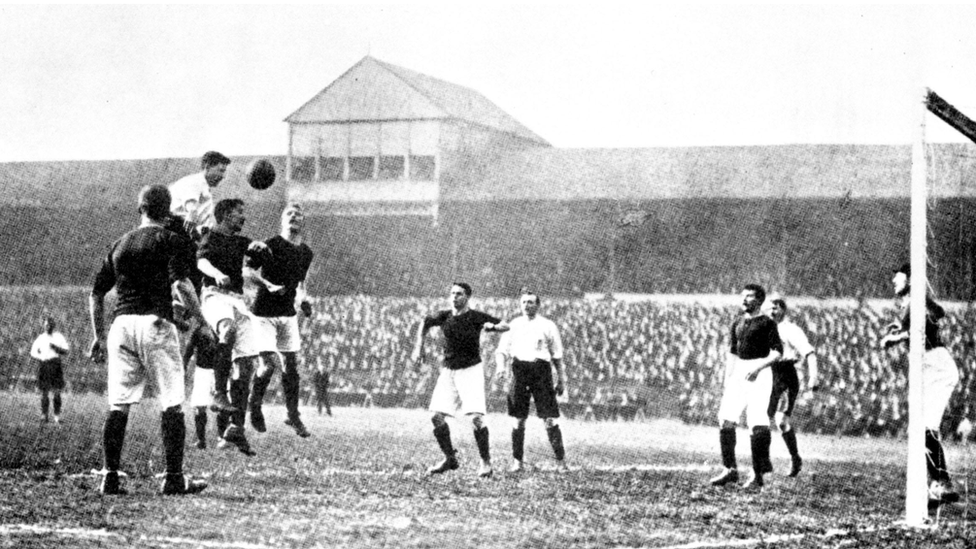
{"left": 246, "top": 158, "right": 276, "bottom": 190}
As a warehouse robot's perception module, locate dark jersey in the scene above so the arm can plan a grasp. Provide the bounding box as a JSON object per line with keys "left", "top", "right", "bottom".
{"left": 730, "top": 314, "right": 783, "bottom": 360}
{"left": 248, "top": 235, "right": 314, "bottom": 318}
{"left": 197, "top": 230, "right": 258, "bottom": 294}
{"left": 163, "top": 214, "right": 203, "bottom": 292}
{"left": 424, "top": 309, "right": 501, "bottom": 370}
{"left": 899, "top": 295, "right": 946, "bottom": 350}
{"left": 92, "top": 225, "right": 192, "bottom": 321}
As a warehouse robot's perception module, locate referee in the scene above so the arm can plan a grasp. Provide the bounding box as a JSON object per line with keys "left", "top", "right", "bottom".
{"left": 495, "top": 289, "right": 568, "bottom": 473}
{"left": 30, "top": 316, "right": 70, "bottom": 424}
{"left": 765, "top": 295, "right": 819, "bottom": 478}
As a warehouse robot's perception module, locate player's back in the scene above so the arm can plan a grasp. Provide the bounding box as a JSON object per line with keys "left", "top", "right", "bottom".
{"left": 104, "top": 225, "right": 189, "bottom": 320}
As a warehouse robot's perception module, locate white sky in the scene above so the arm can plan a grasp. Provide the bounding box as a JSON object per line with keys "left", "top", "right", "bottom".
{"left": 1, "top": 3, "right": 975, "bottom": 162}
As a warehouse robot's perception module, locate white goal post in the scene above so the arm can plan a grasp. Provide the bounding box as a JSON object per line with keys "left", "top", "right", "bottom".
{"left": 904, "top": 88, "right": 976, "bottom": 525}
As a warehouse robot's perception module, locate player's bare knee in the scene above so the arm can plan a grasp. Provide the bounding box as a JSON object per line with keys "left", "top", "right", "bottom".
{"left": 109, "top": 404, "right": 131, "bottom": 414}
{"left": 231, "top": 357, "right": 256, "bottom": 380}
{"left": 720, "top": 419, "right": 737, "bottom": 430}
{"left": 431, "top": 413, "right": 448, "bottom": 428}
{"left": 543, "top": 417, "right": 558, "bottom": 429}
{"left": 512, "top": 417, "right": 527, "bottom": 430}
{"left": 216, "top": 319, "right": 235, "bottom": 343}
{"left": 256, "top": 352, "right": 279, "bottom": 377}
{"left": 470, "top": 413, "right": 485, "bottom": 430}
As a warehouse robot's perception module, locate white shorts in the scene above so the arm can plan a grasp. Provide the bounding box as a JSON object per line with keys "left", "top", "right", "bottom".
{"left": 257, "top": 315, "right": 302, "bottom": 353}
{"left": 717, "top": 357, "right": 773, "bottom": 429}
{"left": 429, "top": 363, "right": 487, "bottom": 417}
{"left": 106, "top": 314, "right": 185, "bottom": 409}
{"left": 189, "top": 366, "right": 215, "bottom": 407}
{"left": 922, "top": 347, "right": 960, "bottom": 430}
{"left": 200, "top": 287, "right": 275, "bottom": 360}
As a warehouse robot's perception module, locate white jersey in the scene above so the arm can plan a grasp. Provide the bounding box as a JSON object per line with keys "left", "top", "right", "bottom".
{"left": 776, "top": 319, "right": 814, "bottom": 362}
{"left": 497, "top": 315, "right": 564, "bottom": 362}
{"left": 169, "top": 171, "right": 215, "bottom": 230}
{"left": 31, "top": 331, "right": 69, "bottom": 362}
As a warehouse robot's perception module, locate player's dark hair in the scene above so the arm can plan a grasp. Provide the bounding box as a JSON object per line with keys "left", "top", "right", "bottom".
{"left": 771, "top": 297, "right": 787, "bottom": 310}
{"left": 520, "top": 288, "right": 541, "bottom": 305}
{"left": 201, "top": 151, "right": 231, "bottom": 169}
{"left": 452, "top": 282, "right": 473, "bottom": 296}
{"left": 743, "top": 283, "right": 766, "bottom": 303}
{"left": 214, "top": 198, "right": 245, "bottom": 223}
{"left": 137, "top": 184, "right": 172, "bottom": 221}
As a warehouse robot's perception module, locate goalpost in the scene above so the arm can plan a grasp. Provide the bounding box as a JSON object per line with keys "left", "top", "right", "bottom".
{"left": 904, "top": 89, "right": 976, "bottom": 526}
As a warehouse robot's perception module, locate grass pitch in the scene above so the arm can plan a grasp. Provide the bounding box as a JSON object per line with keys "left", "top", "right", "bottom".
{"left": 1, "top": 391, "right": 974, "bottom": 548}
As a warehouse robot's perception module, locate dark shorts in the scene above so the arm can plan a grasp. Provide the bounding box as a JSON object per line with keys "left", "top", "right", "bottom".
{"left": 768, "top": 360, "right": 799, "bottom": 417}
{"left": 507, "top": 359, "right": 560, "bottom": 419}
{"left": 37, "top": 359, "right": 65, "bottom": 391}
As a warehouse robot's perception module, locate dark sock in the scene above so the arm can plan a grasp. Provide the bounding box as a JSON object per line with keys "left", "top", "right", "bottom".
{"left": 216, "top": 411, "right": 229, "bottom": 438}
{"left": 282, "top": 354, "right": 301, "bottom": 420}
{"left": 161, "top": 408, "right": 186, "bottom": 475}
{"left": 251, "top": 372, "right": 272, "bottom": 410}
{"left": 925, "top": 429, "right": 948, "bottom": 482}
{"left": 228, "top": 362, "right": 251, "bottom": 427}
{"left": 782, "top": 429, "right": 800, "bottom": 461}
{"left": 433, "top": 423, "right": 455, "bottom": 458}
{"left": 751, "top": 426, "right": 772, "bottom": 475}
{"left": 53, "top": 394, "right": 62, "bottom": 415}
{"left": 719, "top": 427, "right": 737, "bottom": 469}
{"left": 282, "top": 371, "right": 301, "bottom": 420}
{"left": 546, "top": 425, "right": 566, "bottom": 460}
{"left": 474, "top": 426, "right": 491, "bottom": 462}
{"left": 511, "top": 426, "right": 526, "bottom": 461}
{"left": 102, "top": 410, "right": 129, "bottom": 472}
{"left": 213, "top": 344, "right": 232, "bottom": 399}
{"left": 41, "top": 393, "right": 49, "bottom": 418}
{"left": 194, "top": 407, "right": 208, "bottom": 442}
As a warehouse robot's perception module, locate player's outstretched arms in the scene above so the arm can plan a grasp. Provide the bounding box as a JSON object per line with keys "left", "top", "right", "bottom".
{"left": 484, "top": 321, "right": 510, "bottom": 333}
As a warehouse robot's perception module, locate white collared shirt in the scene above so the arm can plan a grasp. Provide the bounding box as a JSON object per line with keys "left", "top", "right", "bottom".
{"left": 31, "top": 331, "right": 69, "bottom": 362}
{"left": 777, "top": 319, "right": 813, "bottom": 361}
{"left": 169, "top": 171, "right": 214, "bottom": 229}
{"left": 497, "top": 314, "right": 563, "bottom": 362}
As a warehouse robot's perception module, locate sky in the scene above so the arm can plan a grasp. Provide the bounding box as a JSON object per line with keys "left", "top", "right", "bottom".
{"left": 1, "top": 3, "right": 976, "bottom": 162}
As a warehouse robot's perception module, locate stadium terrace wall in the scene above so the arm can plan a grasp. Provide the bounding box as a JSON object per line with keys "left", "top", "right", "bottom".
{"left": 1, "top": 155, "right": 975, "bottom": 299}
{"left": 301, "top": 197, "right": 976, "bottom": 300}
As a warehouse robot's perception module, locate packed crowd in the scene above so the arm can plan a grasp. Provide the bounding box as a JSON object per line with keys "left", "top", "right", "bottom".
{"left": 300, "top": 295, "right": 976, "bottom": 437}
{"left": 3, "top": 288, "right": 975, "bottom": 437}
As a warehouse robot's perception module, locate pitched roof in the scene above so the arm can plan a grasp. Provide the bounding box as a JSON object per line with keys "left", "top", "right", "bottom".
{"left": 285, "top": 56, "right": 549, "bottom": 146}
{"left": 443, "top": 143, "right": 976, "bottom": 201}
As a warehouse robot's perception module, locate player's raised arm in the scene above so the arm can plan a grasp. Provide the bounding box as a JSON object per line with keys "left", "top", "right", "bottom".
{"left": 412, "top": 318, "right": 431, "bottom": 364}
